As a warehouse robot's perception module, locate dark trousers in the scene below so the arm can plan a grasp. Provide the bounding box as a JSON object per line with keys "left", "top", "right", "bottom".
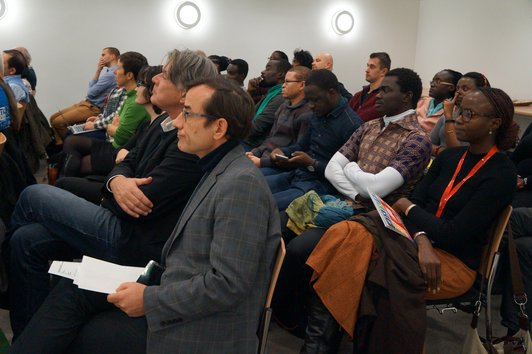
{"left": 273, "top": 212, "right": 327, "bottom": 329}
{"left": 8, "top": 279, "right": 147, "bottom": 354}
{"left": 499, "top": 207, "right": 532, "bottom": 331}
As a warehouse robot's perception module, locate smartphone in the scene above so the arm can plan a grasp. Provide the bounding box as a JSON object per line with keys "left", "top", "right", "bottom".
{"left": 275, "top": 154, "right": 289, "bottom": 161}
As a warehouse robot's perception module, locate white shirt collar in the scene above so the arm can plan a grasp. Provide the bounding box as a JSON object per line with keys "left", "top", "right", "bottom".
{"left": 160, "top": 116, "right": 175, "bottom": 132}
{"left": 382, "top": 109, "right": 416, "bottom": 129}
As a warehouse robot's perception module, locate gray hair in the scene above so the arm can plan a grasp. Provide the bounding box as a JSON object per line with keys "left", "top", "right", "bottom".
{"left": 166, "top": 49, "right": 218, "bottom": 89}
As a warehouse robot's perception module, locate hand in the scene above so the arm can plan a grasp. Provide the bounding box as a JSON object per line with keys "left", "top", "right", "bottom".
{"left": 288, "top": 151, "right": 314, "bottom": 168}
{"left": 107, "top": 282, "right": 146, "bottom": 317}
{"left": 115, "top": 149, "right": 129, "bottom": 164}
{"left": 270, "top": 148, "right": 291, "bottom": 168}
{"left": 97, "top": 57, "right": 106, "bottom": 71}
{"left": 112, "top": 114, "right": 120, "bottom": 126}
{"left": 110, "top": 176, "right": 154, "bottom": 218}
{"left": 416, "top": 236, "right": 441, "bottom": 294}
{"left": 245, "top": 152, "right": 261, "bottom": 167}
{"left": 443, "top": 94, "right": 457, "bottom": 118}
{"left": 84, "top": 121, "right": 95, "bottom": 130}
{"left": 86, "top": 116, "right": 97, "bottom": 122}
{"left": 517, "top": 176, "right": 525, "bottom": 189}
{"left": 392, "top": 197, "right": 413, "bottom": 214}
{"left": 247, "top": 77, "right": 262, "bottom": 93}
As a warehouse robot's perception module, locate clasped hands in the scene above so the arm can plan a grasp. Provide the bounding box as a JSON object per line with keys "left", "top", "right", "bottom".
{"left": 269, "top": 148, "right": 314, "bottom": 168}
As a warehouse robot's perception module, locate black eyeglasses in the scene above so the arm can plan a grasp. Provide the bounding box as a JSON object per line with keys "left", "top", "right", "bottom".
{"left": 458, "top": 108, "right": 495, "bottom": 122}
{"left": 284, "top": 80, "right": 304, "bottom": 84}
{"left": 182, "top": 109, "right": 220, "bottom": 122}
{"left": 430, "top": 79, "right": 454, "bottom": 87}
{"left": 136, "top": 81, "right": 146, "bottom": 87}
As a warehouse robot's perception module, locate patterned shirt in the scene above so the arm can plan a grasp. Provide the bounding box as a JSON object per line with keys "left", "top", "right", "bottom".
{"left": 93, "top": 87, "right": 127, "bottom": 130}
{"left": 339, "top": 113, "right": 431, "bottom": 207}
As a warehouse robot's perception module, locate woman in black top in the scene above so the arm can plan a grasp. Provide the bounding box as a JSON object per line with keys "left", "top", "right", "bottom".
{"left": 303, "top": 87, "right": 518, "bottom": 354}
{"left": 394, "top": 87, "right": 518, "bottom": 296}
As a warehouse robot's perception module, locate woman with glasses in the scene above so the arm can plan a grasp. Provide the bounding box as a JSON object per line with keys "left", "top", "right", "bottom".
{"left": 416, "top": 69, "right": 462, "bottom": 133}
{"left": 302, "top": 87, "right": 518, "bottom": 354}
{"left": 59, "top": 65, "right": 160, "bottom": 180}
{"left": 431, "top": 71, "right": 491, "bottom": 156}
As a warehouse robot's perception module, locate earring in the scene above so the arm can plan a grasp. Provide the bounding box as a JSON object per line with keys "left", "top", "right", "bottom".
{"left": 489, "top": 130, "right": 493, "bottom": 135}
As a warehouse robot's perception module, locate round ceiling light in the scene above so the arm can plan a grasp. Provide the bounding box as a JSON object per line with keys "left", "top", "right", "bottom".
{"left": 332, "top": 10, "right": 354, "bottom": 35}
{"left": 0, "top": 0, "right": 8, "bottom": 20}
{"left": 175, "top": 1, "right": 201, "bottom": 29}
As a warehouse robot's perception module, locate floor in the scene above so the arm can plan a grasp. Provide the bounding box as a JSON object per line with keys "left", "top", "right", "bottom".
{"left": 0, "top": 296, "right": 508, "bottom": 353}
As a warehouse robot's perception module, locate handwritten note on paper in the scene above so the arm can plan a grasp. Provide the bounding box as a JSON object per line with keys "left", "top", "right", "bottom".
{"left": 49, "top": 261, "right": 80, "bottom": 280}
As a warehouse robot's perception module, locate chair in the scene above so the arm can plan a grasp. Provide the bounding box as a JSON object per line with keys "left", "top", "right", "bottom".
{"left": 257, "top": 238, "right": 286, "bottom": 354}
{"left": 426, "top": 205, "right": 513, "bottom": 321}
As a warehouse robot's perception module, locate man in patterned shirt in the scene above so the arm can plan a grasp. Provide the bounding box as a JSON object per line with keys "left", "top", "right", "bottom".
{"left": 325, "top": 67, "right": 432, "bottom": 210}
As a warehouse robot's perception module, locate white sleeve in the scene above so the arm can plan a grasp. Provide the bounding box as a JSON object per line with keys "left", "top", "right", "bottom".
{"left": 343, "top": 163, "right": 404, "bottom": 198}
{"left": 324, "top": 152, "right": 360, "bottom": 200}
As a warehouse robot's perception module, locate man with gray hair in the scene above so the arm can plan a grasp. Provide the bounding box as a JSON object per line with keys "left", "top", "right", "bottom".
{"left": 7, "top": 49, "right": 218, "bottom": 341}
{"left": 11, "top": 74, "right": 280, "bottom": 354}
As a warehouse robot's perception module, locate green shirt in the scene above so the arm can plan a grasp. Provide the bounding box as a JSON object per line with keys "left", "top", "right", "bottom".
{"left": 112, "top": 89, "right": 150, "bottom": 148}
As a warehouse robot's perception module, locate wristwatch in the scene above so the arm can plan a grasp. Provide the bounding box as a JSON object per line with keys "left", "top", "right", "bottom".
{"left": 307, "top": 159, "right": 318, "bottom": 172}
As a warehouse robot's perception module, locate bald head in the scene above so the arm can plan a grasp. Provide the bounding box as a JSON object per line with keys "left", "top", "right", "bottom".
{"left": 312, "top": 52, "right": 333, "bottom": 71}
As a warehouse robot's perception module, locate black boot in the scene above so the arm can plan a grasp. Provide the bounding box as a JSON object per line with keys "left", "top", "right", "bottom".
{"left": 302, "top": 288, "right": 343, "bottom": 354}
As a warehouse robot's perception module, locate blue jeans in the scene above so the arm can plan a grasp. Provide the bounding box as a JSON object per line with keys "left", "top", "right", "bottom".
{"left": 8, "top": 184, "right": 122, "bottom": 338}
{"left": 265, "top": 171, "right": 328, "bottom": 211}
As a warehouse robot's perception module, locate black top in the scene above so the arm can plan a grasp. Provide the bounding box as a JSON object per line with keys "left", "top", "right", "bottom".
{"left": 101, "top": 114, "right": 203, "bottom": 266}
{"left": 405, "top": 146, "right": 516, "bottom": 269}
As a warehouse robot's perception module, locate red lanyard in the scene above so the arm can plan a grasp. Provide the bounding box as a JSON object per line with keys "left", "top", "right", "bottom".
{"left": 435, "top": 146, "right": 498, "bottom": 218}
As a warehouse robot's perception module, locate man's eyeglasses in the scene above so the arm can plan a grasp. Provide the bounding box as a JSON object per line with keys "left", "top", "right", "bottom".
{"left": 284, "top": 80, "right": 304, "bottom": 84}
{"left": 458, "top": 108, "right": 495, "bottom": 122}
{"left": 182, "top": 108, "right": 219, "bottom": 122}
{"left": 136, "top": 81, "right": 146, "bottom": 87}
{"left": 430, "top": 79, "right": 454, "bottom": 87}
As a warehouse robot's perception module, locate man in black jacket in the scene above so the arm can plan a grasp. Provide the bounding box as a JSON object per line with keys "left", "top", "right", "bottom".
{"left": 6, "top": 49, "right": 217, "bottom": 339}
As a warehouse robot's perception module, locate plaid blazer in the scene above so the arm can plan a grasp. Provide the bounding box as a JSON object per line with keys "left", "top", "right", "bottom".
{"left": 144, "top": 145, "right": 281, "bottom": 354}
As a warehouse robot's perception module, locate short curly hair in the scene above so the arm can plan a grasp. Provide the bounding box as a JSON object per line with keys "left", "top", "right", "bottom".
{"left": 385, "top": 68, "right": 422, "bottom": 108}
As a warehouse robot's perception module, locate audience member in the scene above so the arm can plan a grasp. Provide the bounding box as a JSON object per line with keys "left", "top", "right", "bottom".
{"left": 348, "top": 52, "right": 391, "bottom": 122}
{"left": 417, "top": 69, "right": 462, "bottom": 133}
{"left": 6, "top": 49, "right": 217, "bottom": 339}
{"left": 243, "top": 58, "right": 292, "bottom": 148}
{"left": 225, "top": 58, "right": 248, "bottom": 89}
{"left": 312, "top": 51, "right": 352, "bottom": 100}
{"left": 61, "top": 63, "right": 157, "bottom": 178}
{"left": 246, "top": 65, "right": 313, "bottom": 172}
{"left": 431, "top": 71, "right": 490, "bottom": 156}
{"left": 49, "top": 47, "right": 120, "bottom": 145}
{"left": 2, "top": 49, "right": 30, "bottom": 104}
{"left": 292, "top": 49, "right": 313, "bottom": 69}
{"left": 303, "top": 87, "right": 518, "bottom": 353}
{"left": 10, "top": 76, "right": 281, "bottom": 354}
{"left": 266, "top": 69, "right": 363, "bottom": 210}
{"left": 14, "top": 47, "right": 37, "bottom": 93}
{"left": 273, "top": 67, "right": 432, "bottom": 332}
{"left": 247, "top": 50, "right": 289, "bottom": 104}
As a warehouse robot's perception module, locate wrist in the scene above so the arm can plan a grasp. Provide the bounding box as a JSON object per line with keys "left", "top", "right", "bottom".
{"left": 405, "top": 203, "right": 416, "bottom": 216}
{"left": 413, "top": 231, "right": 428, "bottom": 244}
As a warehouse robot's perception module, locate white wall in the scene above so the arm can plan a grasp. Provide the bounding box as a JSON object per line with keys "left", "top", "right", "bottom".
{"left": 415, "top": 0, "right": 532, "bottom": 100}
{"left": 0, "top": 0, "right": 420, "bottom": 118}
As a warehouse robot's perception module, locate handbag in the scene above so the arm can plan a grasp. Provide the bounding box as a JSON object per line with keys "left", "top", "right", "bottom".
{"left": 461, "top": 224, "right": 531, "bottom": 354}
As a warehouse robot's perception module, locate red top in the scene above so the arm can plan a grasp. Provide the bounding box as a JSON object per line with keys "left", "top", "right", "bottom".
{"left": 348, "top": 85, "right": 381, "bottom": 122}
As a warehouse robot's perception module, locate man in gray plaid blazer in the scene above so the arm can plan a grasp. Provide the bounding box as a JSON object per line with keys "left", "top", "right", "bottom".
{"left": 9, "top": 76, "right": 281, "bottom": 354}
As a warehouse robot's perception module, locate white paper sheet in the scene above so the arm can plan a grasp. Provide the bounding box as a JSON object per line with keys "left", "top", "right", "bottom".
{"left": 48, "top": 256, "right": 145, "bottom": 294}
